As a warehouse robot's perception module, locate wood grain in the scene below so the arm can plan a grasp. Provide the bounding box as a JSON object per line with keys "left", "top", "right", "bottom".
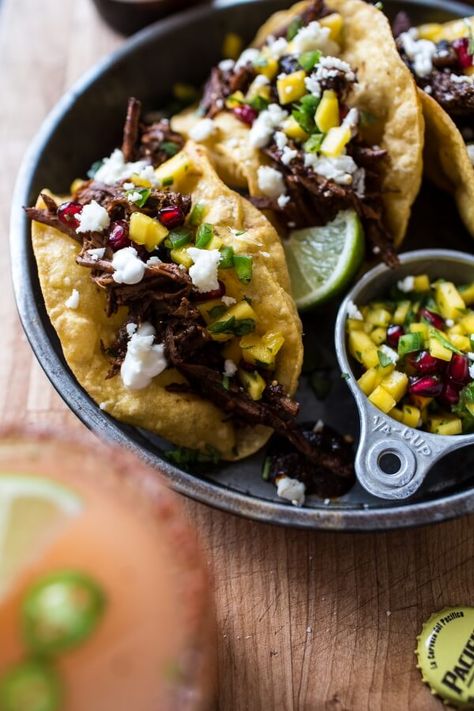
{"left": 1, "top": 1, "right": 473, "bottom": 709}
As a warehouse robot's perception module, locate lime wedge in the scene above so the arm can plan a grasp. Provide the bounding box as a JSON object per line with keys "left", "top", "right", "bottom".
{"left": 283, "top": 210, "right": 365, "bottom": 311}
{"left": 0, "top": 475, "right": 82, "bottom": 600}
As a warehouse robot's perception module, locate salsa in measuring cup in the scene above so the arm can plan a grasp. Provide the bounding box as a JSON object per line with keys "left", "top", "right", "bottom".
{"left": 346, "top": 274, "right": 474, "bottom": 435}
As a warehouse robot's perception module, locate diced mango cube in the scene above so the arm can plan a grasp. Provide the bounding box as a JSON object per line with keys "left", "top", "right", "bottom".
{"left": 170, "top": 247, "right": 193, "bottom": 268}
{"left": 225, "top": 91, "right": 245, "bottom": 109}
{"left": 130, "top": 174, "right": 152, "bottom": 188}
{"left": 417, "top": 23, "right": 443, "bottom": 41}
{"left": 413, "top": 274, "right": 430, "bottom": 292}
{"left": 459, "top": 283, "right": 474, "bottom": 305}
{"left": 369, "top": 386, "right": 396, "bottom": 414}
{"left": 389, "top": 407, "right": 404, "bottom": 423}
{"left": 367, "top": 308, "right": 392, "bottom": 328}
{"left": 197, "top": 299, "right": 225, "bottom": 325}
{"left": 315, "top": 90, "right": 340, "bottom": 132}
{"left": 460, "top": 312, "right": 474, "bottom": 335}
{"left": 370, "top": 327, "right": 387, "bottom": 346}
{"left": 239, "top": 370, "right": 266, "bottom": 401}
{"left": 222, "top": 32, "right": 243, "bottom": 60}
{"left": 393, "top": 301, "right": 411, "bottom": 325}
{"left": 357, "top": 368, "right": 378, "bottom": 396}
{"left": 380, "top": 370, "right": 408, "bottom": 402}
{"left": 409, "top": 395, "right": 432, "bottom": 411}
{"left": 255, "top": 52, "right": 279, "bottom": 80}
{"left": 282, "top": 116, "right": 308, "bottom": 141}
{"left": 401, "top": 405, "right": 421, "bottom": 428}
{"left": 320, "top": 125, "right": 351, "bottom": 158}
{"left": 208, "top": 301, "right": 257, "bottom": 342}
{"left": 449, "top": 334, "right": 470, "bottom": 352}
{"left": 447, "top": 324, "right": 464, "bottom": 337}
{"left": 222, "top": 338, "right": 242, "bottom": 363}
{"left": 348, "top": 331, "right": 378, "bottom": 368}
{"left": 129, "top": 212, "right": 168, "bottom": 251}
{"left": 240, "top": 330, "right": 284, "bottom": 369}
{"left": 428, "top": 414, "right": 463, "bottom": 436}
{"left": 439, "top": 18, "right": 474, "bottom": 42}
{"left": 346, "top": 318, "right": 365, "bottom": 332}
{"left": 277, "top": 70, "right": 307, "bottom": 105}
{"left": 155, "top": 152, "right": 191, "bottom": 189}
{"left": 319, "top": 13, "right": 344, "bottom": 42}
{"left": 409, "top": 322, "right": 429, "bottom": 341}
{"left": 434, "top": 281, "right": 466, "bottom": 320}
{"left": 70, "top": 178, "right": 85, "bottom": 194}
{"left": 428, "top": 337, "right": 453, "bottom": 362}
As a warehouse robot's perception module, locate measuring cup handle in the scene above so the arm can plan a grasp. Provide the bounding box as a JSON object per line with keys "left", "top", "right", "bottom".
{"left": 354, "top": 399, "right": 457, "bottom": 500}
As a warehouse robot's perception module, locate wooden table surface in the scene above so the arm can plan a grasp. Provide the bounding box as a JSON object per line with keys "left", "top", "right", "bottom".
{"left": 1, "top": 1, "right": 473, "bottom": 708}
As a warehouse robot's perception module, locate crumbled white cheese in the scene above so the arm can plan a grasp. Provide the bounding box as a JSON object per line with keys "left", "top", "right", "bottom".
{"left": 276, "top": 476, "right": 306, "bottom": 506}
{"left": 112, "top": 247, "right": 146, "bottom": 285}
{"left": 99, "top": 402, "right": 108, "bottom": 410}
{"left": 121, "top": 322, "right": 168, "bottom": 390}
{"left": 281, "top": 145, "right": 298, "bottom": 166}
{"left": 222, "top": 295, "right": 237, "bottom": 307}
{"left": 274, "top": 131, "right": 288, "bottom": 150}
{"left": 445, "top": 319, "right": 454, "bottom": 328}
{"left": 146, "top": 256, "right": 162, "bottom": 266}
{"left": 467, "top": 352, "right": 474, "bottom": 361}
{"left": 87, "top": 247, "right": 106, "bottom": 261}
{"left": 277, "top": 194, "right": 290, "bottom": 209}
{"left": 257, "top": 165, "right": 286, "bottom": 198}
{"left": 251, "top": 74, "right": 270, "bottom": 90}
{"left": 76, "top": 200, "right": 110, "bottom": 234}
{"left": 304, "top": 154, "right": 358, "bottom": 184}
{"left": 352, "top": 168, "right": 366, "bottom": 198}
{"left": 313, "top": 419, "right": 324, "bottom": 433}
{"left": 342, "top": 107, "right": 359, "bottom": 132}
{"left": 451, "top": 73, "right": 473, "bottom": 84}
{"left": 397, "top": 275, "right": 415, "bottom": 293}
{"left": 424, "top": 85, "right": 432, "bottom": 95}
{"left": 469, "top": 363, "right": 474, "bottom": 380}
{"left": 187, "top": 247, "right": 221, "bottom": 293}
{"left": 65, "top": 288, "right": 80, "bottom": 310}
{"left": 248, "top": 103, "right": 288, "bottom": 148}
{"left": 123, "top": 181, "right": 134, "bottom": 190}
{"left": 126, "top": 322, "right": 138, "bottom": 337}
{"left": 315, "top": 56, "right": 356, "bottom": 82}
{"left": 399, "top": 29, "right": 436, "bottom": 78}
{"left": 265, "top": 36, "right": 289, "bottom": 59}
{"left": 304, "top": 74, "right": 322, "bottom": 98}
{"left": 347, "top": 300, "right": 363, "bottom": 321}
{"left": 379, "top": 344, "right": 399, "bottom": 364}
{"left": 218, "top": 59, "right": 235, "bottom": 72}
{"left": 127, "top": 190, "right": 143, "bottom": 204}
{"left": 94, "top": 149, "right": 157, "bottom": 186}
{"left": 224, "top": 359, "right": 238, "bottom": 377}
{"left": 467, "top": 144, "right": 474, "bottom": 167}
{"left": 189, "top": 118, "right": 216, "bottom": 142}
{"left": 290, "top": 21, "right": 338, "bottom": 55}
{"left": 235, "top": 48, "right": 260, "bottom": 69}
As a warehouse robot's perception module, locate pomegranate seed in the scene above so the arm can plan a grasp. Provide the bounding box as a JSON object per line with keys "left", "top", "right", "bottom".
{"left": 158, "top": 206, "right": 184, "bottom": 229}
{"left": 453, "top": 38, "right": 473, "bottom": 70}
{"left": 407, "top": 350, "right": 443, "bottom": 375}
{"left": 192, "top": 280, "right": 226, "bottom": 302}
{"left": 108, "top": 220, "right": 130, "bottom": 251}
{"left": 447, "top": 353, "right": 470, "bottom": 385}
{"left": 386, "top": 324, "right": 404, "bottom": 349}
{"left": 439, "top": 382, "right": 460, "bottom": 407}
{"left": 419, "top": 308, "right": 445, "bottom": 330}
{"left": 409, "top": 375, "right": 443, "bottom": 397}
{"left": 57, "top": 201, "right": 83, "bottom": 229}
{"left": 233, "top": 105, "right": 258, "bottom": 126}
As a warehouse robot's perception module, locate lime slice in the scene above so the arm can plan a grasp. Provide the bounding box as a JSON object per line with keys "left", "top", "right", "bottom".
{"left": 0, "top": 475, "right": 82, "bottom": 600}
{"left": 283, "top": 210, "right": 365, "bottom": 311}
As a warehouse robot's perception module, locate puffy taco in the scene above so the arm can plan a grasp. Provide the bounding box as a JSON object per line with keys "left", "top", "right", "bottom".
{"left": 394, "top": 15, "right": 474, "bottom": 236}
{"left": 25, "top": 99, "right": 352, "bottom": 482}
{"left": 173, "top": 0, "right": 424, "bottom": 266}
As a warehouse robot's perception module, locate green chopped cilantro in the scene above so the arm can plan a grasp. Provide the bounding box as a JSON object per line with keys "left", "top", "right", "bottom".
{"left": 304, "top": 133, "right": 324, "bottom": 153}
{"left": 298, "top": 50, "right": 321, "bottom": 72}
{"left": 166, "top": 445, "right": 221, "bottom": 467}
{"left": 161, "top": 177, "right": 174, "bottom": 187}
{"left": 261, "top": 457, "right": 272, "bottom": 481}
{"left": 286, "top": 17, "right": 303, "bottom": 41}
{"left": 292, "top": 94, "right": 320, "bottom": 134}
{"left": 161, "top": 141, "right": 180, "bottom": 157}
{"left": 127, "top": 187, "right": 151, "bottom": 208}
{"left": 377, "top": 350, "right": 393, "bottom": 368}
{"left": 248, "top": 95, "right": 269, "bottom": 111}
{"left": 429, "top": 327, "right": 463, "bottom": 356}
{"left": 341, "top": 372, "right": 350, "bottom": 381}
{"left": 208, "top": 316, "right": 255, "bottom": 336}
{"left": 222, "top": 375, "right": 231, "bottom": 391}
{"left": 453, "top": 382, "right": 474, "bottom": 432}
{"left": 207, "top": 304, "right": 227, "bottom": 320}
{"left": 195, "top": 223, "right": 214, "bottom": 249}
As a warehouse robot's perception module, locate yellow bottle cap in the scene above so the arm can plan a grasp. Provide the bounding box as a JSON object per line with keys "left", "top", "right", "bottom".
{"left": 416, "top": 607, "right": 474, "bottom": 708}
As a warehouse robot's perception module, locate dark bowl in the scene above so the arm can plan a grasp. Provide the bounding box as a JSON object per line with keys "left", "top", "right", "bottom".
{"left": 11, "top": 0, "right": 474, "bottom": 530}
{"left": 91, "top": 0, "right": 210, "bottom": 36}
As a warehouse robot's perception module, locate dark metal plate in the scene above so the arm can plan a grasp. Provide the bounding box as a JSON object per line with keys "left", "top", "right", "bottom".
{"left": 10, "top": 0, "right": 474, "bottom": 530}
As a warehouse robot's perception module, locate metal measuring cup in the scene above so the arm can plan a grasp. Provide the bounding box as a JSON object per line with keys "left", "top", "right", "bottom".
{"left": 335, "top": 249, "right": 474, "bottom": 500}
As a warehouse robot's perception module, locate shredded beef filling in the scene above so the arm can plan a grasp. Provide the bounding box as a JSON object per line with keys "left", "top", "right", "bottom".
{"left": 120, "top": 96, "right": 185, "bottom": 166}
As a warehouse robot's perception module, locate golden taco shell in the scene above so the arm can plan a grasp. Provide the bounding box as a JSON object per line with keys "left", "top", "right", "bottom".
{"left": 31, "top": 143, "right": 303, "bottom": 460}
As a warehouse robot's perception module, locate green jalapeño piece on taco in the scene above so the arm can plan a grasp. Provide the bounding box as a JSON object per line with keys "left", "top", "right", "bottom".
{"left": 25, "top": 99, "right": 353, "bottom": 486}
{"left": 394, "top": 15, "right": 474, "bottom": 236}
{"left": 173, "top": 0, "right": 424, "bottom": 267}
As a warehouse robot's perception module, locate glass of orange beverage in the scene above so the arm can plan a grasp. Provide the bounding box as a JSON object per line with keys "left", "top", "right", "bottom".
{"left": 0, "top": 425, "right": 215, "bottom": 711}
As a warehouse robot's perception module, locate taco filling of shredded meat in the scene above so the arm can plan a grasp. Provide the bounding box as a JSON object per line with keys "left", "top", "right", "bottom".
{"left": 26, "top": 98, "right": 354, "bottom": 492}
{"left": 394, "top": 13, "right": 474, "bottom": 164}
{"left": 196, "top": 0, "right": 397, "bottom": 266}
